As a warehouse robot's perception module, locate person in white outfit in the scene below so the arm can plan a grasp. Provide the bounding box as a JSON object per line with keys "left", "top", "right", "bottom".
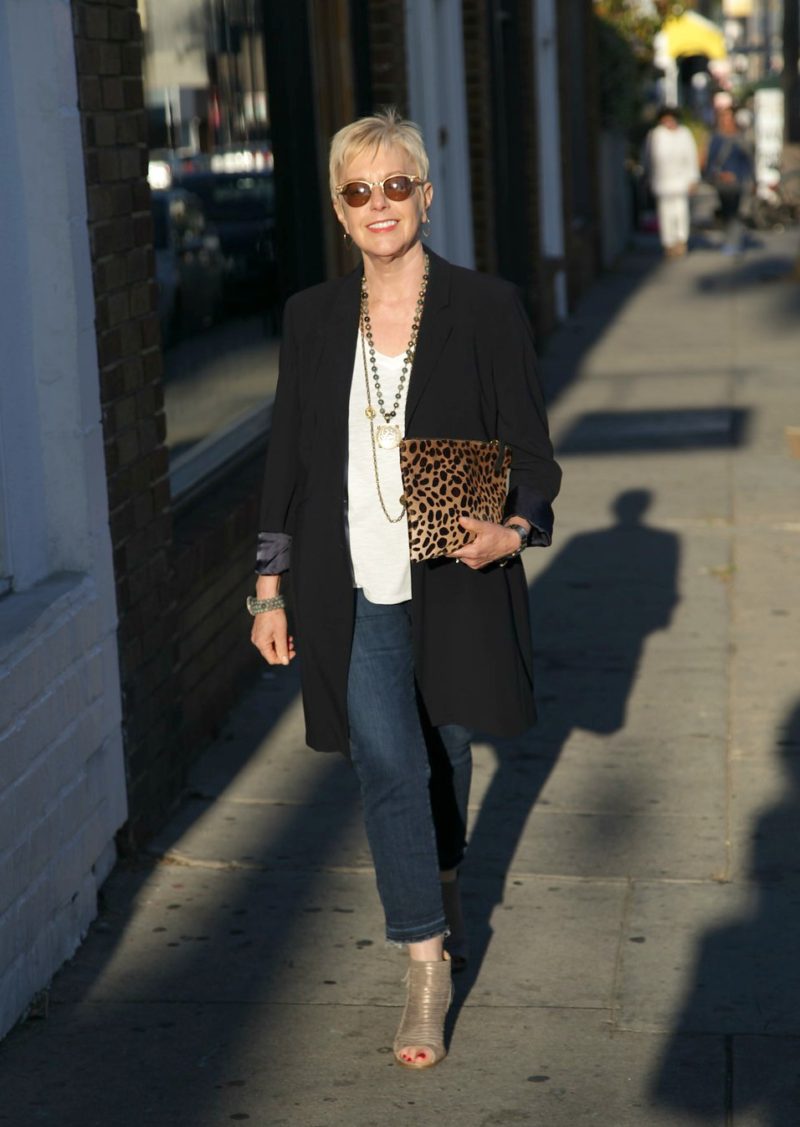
{"left": 643, "top": 106, "right": 700, "bottom": 257}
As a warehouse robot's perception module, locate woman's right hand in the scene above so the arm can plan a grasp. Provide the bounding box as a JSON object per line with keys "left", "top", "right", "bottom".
{"left": 251, "top": 609, "right": 296, "bottom": 666}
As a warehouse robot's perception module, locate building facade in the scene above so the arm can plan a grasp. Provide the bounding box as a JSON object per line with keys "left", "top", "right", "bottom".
{"left": 0, "top": 0, "right": 128, "bottom": 1039}
{"left": 0, "top": 0, "right": 601, "bottom": 1038}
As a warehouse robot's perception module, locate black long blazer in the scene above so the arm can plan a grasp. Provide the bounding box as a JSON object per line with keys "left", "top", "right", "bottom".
{"left": 259, "top": 249, "right": 561, "bottom": 752}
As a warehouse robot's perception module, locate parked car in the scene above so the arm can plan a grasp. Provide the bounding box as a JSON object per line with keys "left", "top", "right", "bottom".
{"left": 173, "top": 170, "right": 278, "bottom": 310}
{"left": 151, "top": 188, "right": 225, "bottom": 346}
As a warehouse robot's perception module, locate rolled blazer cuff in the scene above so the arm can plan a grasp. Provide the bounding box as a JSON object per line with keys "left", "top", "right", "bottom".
{"left": 504, "top": 486, "right": 554, "bottom": 547}
{"left": 255, "top": 531, "right": 292, "bottom": 575}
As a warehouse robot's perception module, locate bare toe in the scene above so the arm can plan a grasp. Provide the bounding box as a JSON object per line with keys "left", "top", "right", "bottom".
{"left": 398, "top": 1044, "right": 431, "bottom": 1066}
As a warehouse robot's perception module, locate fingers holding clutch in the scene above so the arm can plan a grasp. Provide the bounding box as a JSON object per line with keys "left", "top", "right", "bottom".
{"left": 448, "top": 517, "right": 520, "bottom": 569}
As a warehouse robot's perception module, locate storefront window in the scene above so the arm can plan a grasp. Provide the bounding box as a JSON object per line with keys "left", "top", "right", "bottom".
{"left": 139, "top": 0, "right": 281, "bottom": 473}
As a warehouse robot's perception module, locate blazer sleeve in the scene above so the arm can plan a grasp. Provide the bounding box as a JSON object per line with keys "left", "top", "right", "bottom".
{"left": 490, "top": 288, "right": 562, "bottom": 545}
{"left": 255, "top": 297, "right": 302, "bottom": 574}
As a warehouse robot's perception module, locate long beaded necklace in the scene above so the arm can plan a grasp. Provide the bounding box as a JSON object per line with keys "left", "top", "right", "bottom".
{"left": 359, "top": 254, "right": 430, "bottom": 523}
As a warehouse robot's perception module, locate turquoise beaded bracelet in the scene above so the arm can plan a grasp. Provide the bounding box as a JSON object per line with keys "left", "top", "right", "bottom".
{"left": 246, "top": 594, "right": 286, "bottom": 615}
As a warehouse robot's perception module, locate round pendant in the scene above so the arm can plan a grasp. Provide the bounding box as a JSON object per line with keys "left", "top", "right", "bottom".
{"left": 376, "top": 424, "right": 401, "bottom": 450}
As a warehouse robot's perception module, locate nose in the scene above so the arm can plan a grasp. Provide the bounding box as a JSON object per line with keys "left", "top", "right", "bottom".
{"left": 368, "top": 183, "right": 389, "bottom": 210}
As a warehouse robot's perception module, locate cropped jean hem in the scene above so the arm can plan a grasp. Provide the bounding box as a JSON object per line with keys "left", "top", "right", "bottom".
{"left": 385, "top": 919, "right": 450, "bottom": 948}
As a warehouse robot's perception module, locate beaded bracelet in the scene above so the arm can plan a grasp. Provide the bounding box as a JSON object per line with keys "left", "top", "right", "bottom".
{"left": 246, "top": 594, "right": 286, "bottom": 615}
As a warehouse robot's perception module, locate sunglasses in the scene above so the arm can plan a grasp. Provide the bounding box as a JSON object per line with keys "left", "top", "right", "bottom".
{"left": 336, "top": 174, "right": 424, "bottom": 207}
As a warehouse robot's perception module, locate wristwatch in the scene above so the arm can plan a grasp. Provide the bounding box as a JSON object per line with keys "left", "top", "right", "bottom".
{"left": 498, "top": 523, "right": 528, "bottom": 568}
{"left": 505, "top": 523, "right": 529, "bottom": 553}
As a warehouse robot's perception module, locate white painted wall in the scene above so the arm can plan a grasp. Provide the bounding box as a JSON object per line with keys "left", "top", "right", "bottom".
{"left": 405, "top": 0, "right": 475, "bottom": 268}
{"left": 534, "top": 0, "right": 567, "bottom": 321}
{"left": 0, "top": 0, "right": 127, "bottom": 1039}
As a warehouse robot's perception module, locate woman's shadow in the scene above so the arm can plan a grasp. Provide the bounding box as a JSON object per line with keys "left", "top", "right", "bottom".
{"left": 449, "top": 488, "right": 680, "bottom": 1015}
{"left": 651, "top": 699, "right": 800, "bottom": 1123}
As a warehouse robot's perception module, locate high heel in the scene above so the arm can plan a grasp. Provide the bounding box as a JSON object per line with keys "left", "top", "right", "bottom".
{"left": 393, "top": 952, "right": 453, "bottom": 1069}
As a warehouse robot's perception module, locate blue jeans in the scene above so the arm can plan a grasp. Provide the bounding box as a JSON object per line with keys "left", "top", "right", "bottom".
{"left": 347, "top": 589, "right": 472, "bottom": 944}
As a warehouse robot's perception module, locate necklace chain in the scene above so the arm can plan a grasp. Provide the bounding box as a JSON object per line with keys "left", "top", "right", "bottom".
{"left": 360, "top": 255, "right": 430, "bottom": 426}
{"left": 358, "top": 254, "right": 429, "bottom": 523}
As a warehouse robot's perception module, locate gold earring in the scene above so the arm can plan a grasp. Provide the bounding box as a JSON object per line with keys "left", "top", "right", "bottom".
{"left": 343, "top": 230, "right": 353, "bottom": 248}
{"left": 421, "top": 217, "right": 431, "bottom": 239}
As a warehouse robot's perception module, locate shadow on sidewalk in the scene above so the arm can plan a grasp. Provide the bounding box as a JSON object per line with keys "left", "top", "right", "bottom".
{"left": 691, "top": 240, "right": 800, "bottom": 325}
{"left": 537, "top": 247, "right": 661, "bottom": 405}
{"left": 0, "top": 659, "right": 367, "bottom": 1126}
{"left": 650, "top": 699, "right": 800, "bottom": 1125}
{"left": 449, "top": 489, "right": 680, "bottom": 1021}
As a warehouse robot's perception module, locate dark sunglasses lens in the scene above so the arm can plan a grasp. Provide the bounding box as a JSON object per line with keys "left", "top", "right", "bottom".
{"left": 341, "top": 182, "right": 371, "bottom": 206}
{"left": 383, "top": 176, "right": 414, "bottom": 201}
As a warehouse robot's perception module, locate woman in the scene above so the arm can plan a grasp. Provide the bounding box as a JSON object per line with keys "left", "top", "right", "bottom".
{"left": 642, "top": 106, "right": 699, "bottom": 258}
{"left": 250, "top": 109, "right": 561, "bottom": 1069}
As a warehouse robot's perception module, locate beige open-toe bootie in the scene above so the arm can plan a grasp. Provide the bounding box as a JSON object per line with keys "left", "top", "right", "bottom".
{"left": 393, "top": 952, "right": 453, "bottom": 1069}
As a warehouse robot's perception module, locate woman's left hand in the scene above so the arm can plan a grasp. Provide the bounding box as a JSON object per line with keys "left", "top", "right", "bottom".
{"left": 447, "top": 517, "right": 522, "bottom": 570}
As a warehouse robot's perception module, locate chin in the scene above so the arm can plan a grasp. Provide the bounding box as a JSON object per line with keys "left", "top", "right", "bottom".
{"left": 368, "top": 233, "right": 417, "bottom": 254}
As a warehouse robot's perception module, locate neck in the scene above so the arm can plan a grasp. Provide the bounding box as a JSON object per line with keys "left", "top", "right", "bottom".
{"left": 362, "top": 242, "right": 427, "bottom": 302}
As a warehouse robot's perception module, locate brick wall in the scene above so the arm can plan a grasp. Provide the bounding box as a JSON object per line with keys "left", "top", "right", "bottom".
{"left": 366, "top": 0, "right": 408, "bottom": 111}
{"left": 173, "top": 460, "right": 265, "bottom": 758}
{"left": 72, "top": 0, "right": 277, "bottom": 845}
{"left": 0, "top": 580, "right": 125, "bottom": 1038}
{"left": 72, "top": 0, "right": 181, "bottom": 844}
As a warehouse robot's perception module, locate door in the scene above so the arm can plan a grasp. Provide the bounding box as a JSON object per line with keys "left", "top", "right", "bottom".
{"left": 405, "top": 0, "right": 476, "bottom": 268}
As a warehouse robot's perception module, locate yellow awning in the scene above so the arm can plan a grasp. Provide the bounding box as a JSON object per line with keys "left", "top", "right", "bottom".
{"left": 662, "top": 11, "right": 727, "bottom": 61}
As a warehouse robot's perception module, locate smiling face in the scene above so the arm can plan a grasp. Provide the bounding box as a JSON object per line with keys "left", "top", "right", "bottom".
{"left": 333, "top": 142, "right": 433, "bottom": 264}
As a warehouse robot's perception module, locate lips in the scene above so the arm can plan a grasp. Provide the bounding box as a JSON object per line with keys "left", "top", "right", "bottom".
{"left": 366, "top": 219, "right": 399, "bottom": 231}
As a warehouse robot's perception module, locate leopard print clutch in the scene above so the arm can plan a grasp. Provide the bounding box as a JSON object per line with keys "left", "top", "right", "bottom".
{"left": 398, "top": 437, "right": 512, "bottom": 563}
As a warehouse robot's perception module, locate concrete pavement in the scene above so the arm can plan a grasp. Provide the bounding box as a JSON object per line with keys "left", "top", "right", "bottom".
{"left": 1, "top": 229, "right": 799, "bottom": 1126}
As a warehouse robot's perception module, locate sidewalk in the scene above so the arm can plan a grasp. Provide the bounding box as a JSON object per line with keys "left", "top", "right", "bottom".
{"left": 2, "top": 230, "right": 799, "bottom": 1127}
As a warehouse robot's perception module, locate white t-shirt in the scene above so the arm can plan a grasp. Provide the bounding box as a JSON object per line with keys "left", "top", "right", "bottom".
{"left": 347, "top": 334, "right": 412, "bottom": 603}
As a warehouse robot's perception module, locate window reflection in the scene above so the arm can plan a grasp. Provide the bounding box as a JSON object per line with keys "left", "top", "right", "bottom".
{"left": 138, "top": 0, "right": 281, "bottom": 461}
{"left": 152, "top": 189, "right": 224, "bottom": 347}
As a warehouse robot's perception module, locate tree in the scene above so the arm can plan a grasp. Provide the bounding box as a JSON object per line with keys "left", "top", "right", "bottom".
{"left": 593, "top": 0, "right": 662, "bottom": 133}
{"left": 594, "top": 1, "right": 662, "bottom": 65}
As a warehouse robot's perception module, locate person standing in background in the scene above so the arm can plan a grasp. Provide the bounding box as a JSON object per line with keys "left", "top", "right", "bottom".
{"left": 705, "top": 104, "right": 755, "bottom": 256}
{"left": 643, "top": 106, "right": 700, "bottom": 258}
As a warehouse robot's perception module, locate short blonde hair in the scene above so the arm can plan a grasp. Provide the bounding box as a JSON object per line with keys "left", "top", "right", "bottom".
{"left": 329, "top": 108, "right": 430, "bottom": 199}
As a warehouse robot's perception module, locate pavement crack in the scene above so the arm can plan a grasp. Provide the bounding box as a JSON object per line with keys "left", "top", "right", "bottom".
{"left": 608, "top": 877, "right": 635, "bottom": 1033}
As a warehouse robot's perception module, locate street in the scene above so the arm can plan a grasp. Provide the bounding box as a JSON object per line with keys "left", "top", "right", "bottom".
{"left": 1, "top": 229, "right": 798, "bottom": 1126}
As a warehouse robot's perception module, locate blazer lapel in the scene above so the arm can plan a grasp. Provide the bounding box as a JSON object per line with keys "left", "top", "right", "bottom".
{"left": 405, "top": 249, "right": 453, "bottom": 428}
{"left": 314, "top": 266, "right": 362, "bottom": 458}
